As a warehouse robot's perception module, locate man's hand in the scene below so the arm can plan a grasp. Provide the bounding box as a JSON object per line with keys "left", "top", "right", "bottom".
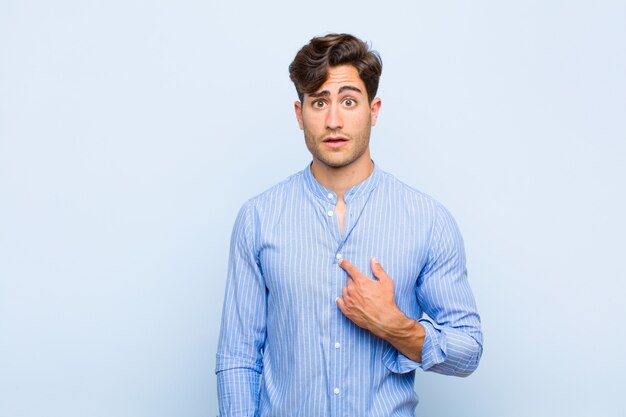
{"left": 336, "top": 257, "right": 400, "bottom": 334}
{"left": 336, "top": 257, "right": 426, "bottom": 362}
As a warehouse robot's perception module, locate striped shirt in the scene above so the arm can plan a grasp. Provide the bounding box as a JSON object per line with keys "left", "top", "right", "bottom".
{"left": 216, "top": 163, "right": 483, "bottom": 417}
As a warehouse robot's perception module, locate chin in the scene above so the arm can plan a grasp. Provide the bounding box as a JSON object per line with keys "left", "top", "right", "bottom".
{"left": 319, "top": 156, "right": 359, "bottom": 169}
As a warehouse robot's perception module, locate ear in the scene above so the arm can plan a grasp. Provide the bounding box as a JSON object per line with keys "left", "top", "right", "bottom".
{"left": 370, "top": 97, "right": 382, "bottom": 126}
{"left": 294, "top": 101, "right": 304, "bottom": 130}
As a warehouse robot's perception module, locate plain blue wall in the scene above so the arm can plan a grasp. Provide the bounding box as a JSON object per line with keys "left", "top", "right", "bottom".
{"left": 1, "top": 1, "right": 625, "bottom": 416}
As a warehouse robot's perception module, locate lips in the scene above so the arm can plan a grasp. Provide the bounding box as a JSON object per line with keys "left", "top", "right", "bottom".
{"left": 322, "top": 136, "right": 349, "bottom": 149}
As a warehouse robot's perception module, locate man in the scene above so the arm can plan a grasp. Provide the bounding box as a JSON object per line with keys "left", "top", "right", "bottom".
{"left": 216, "top": 33, "right": 483, "bottom": 416}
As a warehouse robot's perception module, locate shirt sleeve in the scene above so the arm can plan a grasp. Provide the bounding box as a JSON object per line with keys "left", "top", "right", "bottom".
{"left": 413, "top": 203, "right": 483, "bottom": 376}
{"left": 215, "top": 202, "right": 267, "bottom": 416}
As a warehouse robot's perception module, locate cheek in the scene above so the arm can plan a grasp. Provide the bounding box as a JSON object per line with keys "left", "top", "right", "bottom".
{"left": 302, "top": 115, "right": 325, "bottom": 133}
{"left": 350, "top": 110, "right": 371, "bottom": 125}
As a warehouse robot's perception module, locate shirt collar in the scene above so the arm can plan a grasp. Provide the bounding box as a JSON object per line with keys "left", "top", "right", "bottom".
{"left": 303, "top": 161, "right": 381, "bottom": 202}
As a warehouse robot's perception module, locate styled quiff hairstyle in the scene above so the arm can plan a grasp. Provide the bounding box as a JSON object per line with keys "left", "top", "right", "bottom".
{"left": 289, "top": 33, "right": 383, "bottom": 103}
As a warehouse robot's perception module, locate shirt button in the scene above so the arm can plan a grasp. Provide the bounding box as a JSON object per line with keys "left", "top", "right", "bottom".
{"left": 334, "top": 387, "right": 340, "bottom": 395}
{"left": 334, "top": 342, "right": 341, "bottom": 349}
{"left": 327, "top": 210, "right": 334, "bottom": 217}
{"left": 335, "top": 253, "right": 343, "bottom": 260}
{"left": 327, "top": 193, "right": 333, "bottom": 199}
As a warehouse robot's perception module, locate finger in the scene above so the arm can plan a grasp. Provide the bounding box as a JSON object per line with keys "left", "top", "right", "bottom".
{"left": 371, "top": 256, "right": 389, "bottom": 282}
{"left": 337, "top": 258, "right": 356, "bottom": 274}
{"left": 336, "top": 297, "right": 349, "bottom": 315}
{"left": 338, "top": 258, "right": 366, "bottom": 282}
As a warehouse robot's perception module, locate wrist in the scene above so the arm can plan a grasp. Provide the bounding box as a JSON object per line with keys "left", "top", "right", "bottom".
{"left": 378, "top": 311, "right": 426, "bottom": 360}
{"left": 376, "top": 308, "right": 413, "bottom": 340}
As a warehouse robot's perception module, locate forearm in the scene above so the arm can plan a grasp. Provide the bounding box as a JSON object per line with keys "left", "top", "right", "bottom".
{"left": 372, "top": 309, "right": 482, "bottom": 377}
{"left": 371, "top": 308, "right": 426, "bottom": 363}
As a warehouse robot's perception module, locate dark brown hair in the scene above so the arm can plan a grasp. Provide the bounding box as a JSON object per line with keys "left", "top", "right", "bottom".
{"left": 289, "top": 33, "right": 383, "bottom": 103}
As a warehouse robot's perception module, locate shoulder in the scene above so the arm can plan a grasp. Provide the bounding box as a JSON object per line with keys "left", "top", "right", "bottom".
{"left": 377, "top": 170, "right": 465, "bottom": 261}
{"left": 237, "top": 169, "right": 306, "bottom": 216}
{"left": 377, "top": 168, "right": 447, "bottom": 215}
{"left": 375, "top": 168, "right": 462, "bottom": 243}
{"left": 231, "top": 170, "right": 305, "bottom": 243}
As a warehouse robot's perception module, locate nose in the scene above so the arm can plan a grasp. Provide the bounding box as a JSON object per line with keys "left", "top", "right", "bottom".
{"left": 325, "top": 103, "right": 343, "bottom": 130}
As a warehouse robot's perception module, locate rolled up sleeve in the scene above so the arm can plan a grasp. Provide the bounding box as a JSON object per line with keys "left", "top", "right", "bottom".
{"left": 415, "top": 204, "right": 483, "bottom": 376}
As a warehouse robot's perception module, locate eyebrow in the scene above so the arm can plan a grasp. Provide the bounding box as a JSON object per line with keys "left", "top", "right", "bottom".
{"left": 308, "top": 85, "right": 363, "bottom": 99}
{"left": 308, "top": 90, "right": 330, "bottom": 98}
{"left": 338, "top": 85, "right": 362, "bottom": 95}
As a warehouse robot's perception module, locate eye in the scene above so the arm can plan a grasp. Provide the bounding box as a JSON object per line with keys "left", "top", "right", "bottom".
{"left": 343, "top": 98, "right": 356, "bottom": 107}
{"left": 312, "top": 100, "right": 327, "bottom": 109}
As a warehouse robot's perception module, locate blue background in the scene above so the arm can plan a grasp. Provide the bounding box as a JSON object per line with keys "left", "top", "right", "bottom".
{"left": 1, "top": 1, "right": 625, "bottom": 416}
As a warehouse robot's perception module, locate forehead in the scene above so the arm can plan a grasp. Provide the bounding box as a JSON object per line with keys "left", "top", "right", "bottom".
{"left": 315, "top": 65, "right": 365, "bottom": 93}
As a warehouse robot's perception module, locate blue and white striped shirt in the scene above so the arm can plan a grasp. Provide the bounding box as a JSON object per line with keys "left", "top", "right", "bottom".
{"left": 216, "top": 163, "right": 483, "bottom": 417}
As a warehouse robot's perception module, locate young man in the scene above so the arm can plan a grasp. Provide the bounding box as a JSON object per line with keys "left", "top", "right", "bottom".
{"left": 216, "top": 33, "right": 483, "bottom": 417}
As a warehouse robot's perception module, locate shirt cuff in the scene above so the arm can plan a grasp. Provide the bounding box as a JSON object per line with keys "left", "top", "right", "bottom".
{"left": 417, "top": 318, "right": 448, "bottom": 371}
{"left": 380, "top": 318, "right": 438, "bottom": 374}
{"left": 382, "top": 347, "right": 420, "bottom": 374}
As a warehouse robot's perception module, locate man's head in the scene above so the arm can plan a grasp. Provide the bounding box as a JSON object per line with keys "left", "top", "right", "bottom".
{"left": 289, "top": 33, "right": 382, "bottom": 104}
{"left": 290, "top": 34, "right": 383, "bottom": 172}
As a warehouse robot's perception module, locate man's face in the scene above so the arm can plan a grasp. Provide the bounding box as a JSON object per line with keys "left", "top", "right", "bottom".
{"left": 295, "top": 65, "right": 381, "bottom": 170}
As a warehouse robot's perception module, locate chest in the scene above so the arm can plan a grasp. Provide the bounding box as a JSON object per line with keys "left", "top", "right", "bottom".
{"left": 257, "top": 197, "right": 431, "bottom": 308}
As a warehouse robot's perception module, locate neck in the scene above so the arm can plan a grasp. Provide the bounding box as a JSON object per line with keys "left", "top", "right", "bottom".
{"left": 310, "top": 152, "right": 374, "bottom": 200}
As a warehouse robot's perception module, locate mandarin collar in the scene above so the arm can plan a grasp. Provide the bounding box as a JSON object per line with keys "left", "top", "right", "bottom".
{"left": 303, "top": 161, "right": 381, "bottom": 203}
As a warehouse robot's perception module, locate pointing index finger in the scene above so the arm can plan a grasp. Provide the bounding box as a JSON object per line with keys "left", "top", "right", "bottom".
{"left": 338, "top": 258, "right": 365, "bottom": 281}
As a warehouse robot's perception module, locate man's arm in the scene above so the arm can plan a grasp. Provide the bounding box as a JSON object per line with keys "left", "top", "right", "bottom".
{"left": 414, "top": 204, "right": 482, "bottom": 376}
{"left": 336, "top": 257, "right": 427, "bottom": 362}
{"left": 215, "top": 203, "right": 266, "bottom": 416}
{"left": 337, "top": 205, "right": 483, "bottom": 377}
